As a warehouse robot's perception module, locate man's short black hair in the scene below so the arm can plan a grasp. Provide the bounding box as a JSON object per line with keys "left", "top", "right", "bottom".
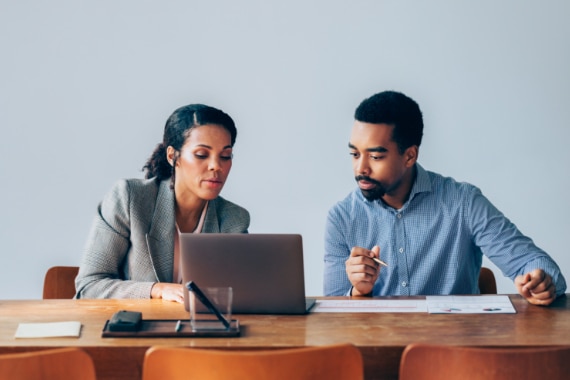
{"left": 355, "top": 91, "right": 423, "bottom": 153}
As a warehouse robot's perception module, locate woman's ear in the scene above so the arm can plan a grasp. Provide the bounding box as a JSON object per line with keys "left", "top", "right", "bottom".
{"left": 166, "top": 146, "right": 176, "bottom": 166}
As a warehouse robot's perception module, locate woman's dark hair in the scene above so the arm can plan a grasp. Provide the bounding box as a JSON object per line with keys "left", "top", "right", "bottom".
{"left": 143, "top": 104, "right": 237, "bottom": 183}
{"left": 355, "top": 91, "right": 423, "bottom": 154}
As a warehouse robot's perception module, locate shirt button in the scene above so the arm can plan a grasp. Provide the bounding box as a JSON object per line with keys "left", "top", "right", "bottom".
{"left": 402, "top": 281, "right": 407, "bottom": 287}
{"left": 397, "top": 213, "right": 402, "bottom": 219}
{"left": 399, "top": 248, "right": 404, "bottom": 253}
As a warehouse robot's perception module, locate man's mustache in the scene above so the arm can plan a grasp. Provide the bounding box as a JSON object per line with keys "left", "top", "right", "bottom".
{"left": 355, "top": 175, "right": 382, "bottom": 186}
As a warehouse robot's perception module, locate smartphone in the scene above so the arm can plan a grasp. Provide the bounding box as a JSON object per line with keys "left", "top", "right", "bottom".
{"left": 108, "top": 310, "right": 142, "bottom": 332}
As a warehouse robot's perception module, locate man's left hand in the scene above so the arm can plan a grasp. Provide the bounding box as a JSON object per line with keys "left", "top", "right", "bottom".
{"left": 515, "top": 269, "right": 556, "bottom": 306}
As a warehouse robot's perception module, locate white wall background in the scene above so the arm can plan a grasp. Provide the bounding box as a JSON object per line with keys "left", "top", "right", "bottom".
{"left": 1, "top": 0, "right": 568, "bottom": 299}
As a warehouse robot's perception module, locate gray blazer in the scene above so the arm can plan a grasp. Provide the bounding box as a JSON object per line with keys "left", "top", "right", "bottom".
{"left": 75, "top": 178, "right": 250, "bottom": 299}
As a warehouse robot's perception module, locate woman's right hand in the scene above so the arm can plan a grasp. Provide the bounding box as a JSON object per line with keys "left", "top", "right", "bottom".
{"left": 150, "top": 283, "right": 185, "bottom": 303}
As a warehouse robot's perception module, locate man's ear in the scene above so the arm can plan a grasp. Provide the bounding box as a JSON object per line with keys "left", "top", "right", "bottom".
{"left": 404, "top": 146, "right": 418, "bottom": 167}
{"left": 166, "top": 146, "right": 177, "bottom": 166}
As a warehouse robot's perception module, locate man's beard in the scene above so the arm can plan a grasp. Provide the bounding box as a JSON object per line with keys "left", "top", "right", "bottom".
{"left": 355, "top": 175, "right": 386, "bottom": 201}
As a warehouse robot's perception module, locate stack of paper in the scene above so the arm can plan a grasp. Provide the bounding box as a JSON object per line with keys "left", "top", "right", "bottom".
{"left": 14, "top": 321, "right": 82, "bottom": 338}
{"left": 311, "top": 295, "right": 516, "bottom": 314}
{"left": 426, "top": 295, "right": 516, "bottom": 314}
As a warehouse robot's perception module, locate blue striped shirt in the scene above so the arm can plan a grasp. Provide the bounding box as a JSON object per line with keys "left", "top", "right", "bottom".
{"left": 324, "top": 164, "right": 567, "bottom": 296}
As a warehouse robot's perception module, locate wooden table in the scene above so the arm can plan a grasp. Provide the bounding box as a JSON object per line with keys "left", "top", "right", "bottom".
{"left": 1, "top": 295, "right": 569, "bottom": 380}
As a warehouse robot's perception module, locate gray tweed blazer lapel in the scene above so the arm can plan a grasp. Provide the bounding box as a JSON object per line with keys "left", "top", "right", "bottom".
{"left": 146, "top": 180, "right": 175, "bottom": 283}
{"left": 144, "top": 178, "right": 249, "bottom": 283}
{"left": 202, "top": 201, "right": 222, "bottom": 233}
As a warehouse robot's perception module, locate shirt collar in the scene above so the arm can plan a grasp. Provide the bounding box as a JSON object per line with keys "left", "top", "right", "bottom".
{"left": 409, "top": 163, "right": 432, "bottom": 198}
{"left": 391, "top": 163, "right": 431, "bottom": 211}
{"left": 358, "top": 163, "right": 432, "bottom": 210}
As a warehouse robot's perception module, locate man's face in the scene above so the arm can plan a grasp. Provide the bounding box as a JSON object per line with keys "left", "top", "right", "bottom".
{"left": 349, "top": 121, "right": 415, "bottom": 202}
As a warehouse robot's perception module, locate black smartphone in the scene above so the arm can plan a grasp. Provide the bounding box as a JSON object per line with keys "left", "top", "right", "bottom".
{"left": 186, "top": 281, "right": 231, "bottom": 329}
{"left": 108, "top": 310, "right": 142, "bottom": 332}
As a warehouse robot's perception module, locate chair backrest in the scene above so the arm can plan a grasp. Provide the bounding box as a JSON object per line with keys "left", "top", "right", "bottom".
{"left": 478, "top": 267, "right": 497, "bottom": 294}
{"left": 399, "top": 343, "right": 570, "bottom": 380}
{"left": 42, "top": 266, "right": 79, "bottom": 299}
{"left": 143, "top": 344, "right": 364, "bottom": 380}
{"left": 0, "top": 348, "right": 96, "bottom": 380}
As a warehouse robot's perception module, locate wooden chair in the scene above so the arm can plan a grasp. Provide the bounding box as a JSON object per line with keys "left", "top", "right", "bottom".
{"left": 478, "top": 267, "right": 497, "bottom": 294}
{"left": 42, "top": 266, "right": 79, "bottom": 299}
{"left": 0, "top": 347, "right": 96, "bottom": 380}
{"left": 142, "top": 344, "right": 364, "bottom": 380}
{"left": 399, "top": 343, "right": 570, "bottom": 380}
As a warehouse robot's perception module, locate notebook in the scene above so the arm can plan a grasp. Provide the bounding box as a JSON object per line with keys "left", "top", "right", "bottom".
{"left": 180, "top": 233, "right": 316, "bottom": 314}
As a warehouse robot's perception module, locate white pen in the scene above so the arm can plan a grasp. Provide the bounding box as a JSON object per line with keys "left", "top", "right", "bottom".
{"left": 372, "top": 257, "right": 388, "bottom": 267}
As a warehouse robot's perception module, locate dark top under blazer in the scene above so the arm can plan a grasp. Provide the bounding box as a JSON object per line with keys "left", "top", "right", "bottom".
{"left": 75, "top": 178, "right": 250, "bottom": 299}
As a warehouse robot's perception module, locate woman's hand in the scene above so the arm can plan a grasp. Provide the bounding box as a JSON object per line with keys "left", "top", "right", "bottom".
{"left": 150, "top": 283, "right": 185, "bottom": 303}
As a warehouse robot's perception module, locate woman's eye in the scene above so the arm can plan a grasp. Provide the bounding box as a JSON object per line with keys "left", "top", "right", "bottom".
{"left": 221, "top": 155, "right": 233, "bottom": 161}
{"left": 194, "top": 153, "right": 208, "bottom": 159}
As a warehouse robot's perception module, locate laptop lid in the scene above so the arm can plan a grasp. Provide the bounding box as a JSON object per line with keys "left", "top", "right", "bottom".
{"left": 180, "top": 233, "right": 315, "bottom": 314}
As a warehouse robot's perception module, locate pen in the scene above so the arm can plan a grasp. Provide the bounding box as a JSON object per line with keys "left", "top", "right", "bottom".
{"left": 372, "top": 257, "right": 388, "bottom": 267}
{"left": 175, "top": 320, "right": 182, "bottom": 332}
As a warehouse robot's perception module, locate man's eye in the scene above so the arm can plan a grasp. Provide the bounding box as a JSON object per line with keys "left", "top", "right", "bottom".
{"left": 349, "top": 152, "right": 359, "bottom": 158}
{"left": 370, "top": 155, "right": 383, "bottom": 160}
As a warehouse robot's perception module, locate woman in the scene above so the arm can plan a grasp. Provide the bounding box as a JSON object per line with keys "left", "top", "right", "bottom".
{"left": 75, "top": 104, "right": 250, "bottom": 303}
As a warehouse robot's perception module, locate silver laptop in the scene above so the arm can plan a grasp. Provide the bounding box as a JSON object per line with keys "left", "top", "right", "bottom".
{"left": 180, "top": 233, "right": 316, "bottom": 314}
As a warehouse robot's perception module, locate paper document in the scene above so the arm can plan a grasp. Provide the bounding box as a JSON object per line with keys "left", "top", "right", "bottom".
{"left": 426, "top": 295, "right": 516, "bottom": 314}
{"left": 15, "top": 321, "right": 82, "bottom": 338}
{"left": 312, "top": 299, "right": 427, "bottom": 313}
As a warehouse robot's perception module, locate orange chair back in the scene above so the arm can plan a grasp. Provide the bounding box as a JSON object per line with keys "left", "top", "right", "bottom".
{"left": 143, "top": 344, "right": 363, "bottom": 380}
{"left": 42, "top": 266, "right": 79, "bottom": 299}
{"left": 478, "top": 267, "right": 497, "bottom": 294}
{"left": 0, "top": 347, "right": 96, "bottom": 380}
{"left": 399, "top": 343, "right": 570, "bottom": 380}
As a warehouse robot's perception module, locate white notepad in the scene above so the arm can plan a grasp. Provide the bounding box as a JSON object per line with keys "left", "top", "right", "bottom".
{"left": 312, "top": 299, "right": 428, "bottom": 313}
{"left": 15, "top": 321, "right": 82, "bottom": 338}
{"left": 426, "top": 295, "right": 517, "bottom": 314}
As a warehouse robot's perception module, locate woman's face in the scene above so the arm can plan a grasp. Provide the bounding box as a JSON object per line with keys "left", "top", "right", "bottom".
{"left": 169, "top": 124, "right": 233, "bottom": 203}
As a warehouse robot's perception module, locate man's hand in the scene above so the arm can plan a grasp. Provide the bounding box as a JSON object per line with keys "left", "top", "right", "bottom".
{"left": 515, "top": 269, "right": 556, "bottom": 306}
{"left": 346, "top": 245, "right": 382, "bottom": 296}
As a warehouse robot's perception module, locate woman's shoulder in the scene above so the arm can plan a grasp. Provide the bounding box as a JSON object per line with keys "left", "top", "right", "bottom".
{"left": 109, "top": 177, "right": 163, "bottom": 191}
{"left": 209, "top": 196, "right": 250, "bottom": 233}
{"left": 104, "top": 177, "right": 165, "bottom": 204}
{"left": 210, "top": 196, "right": 249, "bottom": 216}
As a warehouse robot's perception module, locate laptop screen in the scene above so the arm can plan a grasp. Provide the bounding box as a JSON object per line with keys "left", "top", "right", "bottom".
{"left": 179, "top": 233, "right": 314, "bottom": 314}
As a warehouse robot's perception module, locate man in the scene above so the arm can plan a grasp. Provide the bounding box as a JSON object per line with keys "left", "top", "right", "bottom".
{"left": 323, "top": 90, "right": 566, "bottom": 305}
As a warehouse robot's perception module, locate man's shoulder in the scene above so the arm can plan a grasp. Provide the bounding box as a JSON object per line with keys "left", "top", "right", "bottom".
{"left": 328, "top": 189, "right": 366, "bottom": 216}
{"left": 423, "top": 168, "right": 480, "bottom": 196}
